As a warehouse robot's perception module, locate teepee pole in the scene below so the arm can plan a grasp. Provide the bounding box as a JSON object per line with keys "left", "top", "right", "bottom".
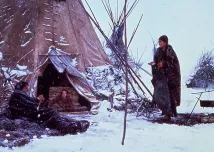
{"left": 122, "top": 0, "right": 128, "bottom": 145}
{"left": 81, "top": 0, "right": 152, "bottom": 96}
{"left": 128, "top": 13, "right": 143, "bottom": 49}
{"left": 82, "top": 0, "right": 145, "bottom": 95}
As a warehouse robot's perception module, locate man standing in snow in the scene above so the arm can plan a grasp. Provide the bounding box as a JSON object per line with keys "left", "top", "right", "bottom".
{"left": 8, "top": 81, "right": 90, "bottom": 134}
{"left": 149, "top": 35, "right": 181, "bottom": 120}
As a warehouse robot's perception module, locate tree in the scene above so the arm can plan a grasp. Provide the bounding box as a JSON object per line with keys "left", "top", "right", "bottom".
{"left": 187, "top": 51, "right": 214, "bottom": 88}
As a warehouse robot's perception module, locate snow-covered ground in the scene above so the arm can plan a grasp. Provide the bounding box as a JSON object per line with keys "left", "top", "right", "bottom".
{"left": 1, "top": 86, "right": 214, "bottom": 152}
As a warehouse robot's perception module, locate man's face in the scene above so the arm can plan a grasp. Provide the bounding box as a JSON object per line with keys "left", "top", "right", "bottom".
{"left": 158, "top": 40, "right": 167, "bottom": 48}
{"left": 23, "top": 85, "right": 30, "bottom": 93}
{"left": 61, "top": 91, "right": 68, "bottom": 98}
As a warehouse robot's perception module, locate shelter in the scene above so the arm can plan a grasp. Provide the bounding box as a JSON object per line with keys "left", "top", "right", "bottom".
{"left": 0, "top": 0, "right": 110, "bottom": 113}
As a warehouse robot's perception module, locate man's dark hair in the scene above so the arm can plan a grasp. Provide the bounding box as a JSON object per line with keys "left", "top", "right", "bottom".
{"left": 159, "top": 35, "right": 168, "bottom": 44}
{"left": 15, "top": 81, "right": 29, "bottom": 90}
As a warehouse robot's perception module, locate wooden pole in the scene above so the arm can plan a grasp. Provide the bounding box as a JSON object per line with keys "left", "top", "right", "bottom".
{"left": 122, "top": 0, "right": 128, "bottom": 145}
{"left": 81, "top": 0, "right": 152, "bottom": 96}
{"left": 186, "top": 92, "right": 203, "bottom": 125}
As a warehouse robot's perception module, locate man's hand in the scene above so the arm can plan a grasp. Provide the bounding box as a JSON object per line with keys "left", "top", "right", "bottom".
{"left": 148, "top": 61, "right": 155, "bottom": 66}
{"left": 37, "top": 95, "right": 45, "bottom": 104}
{"left": 157, "top": 62, "right": 163, "bottom": 68}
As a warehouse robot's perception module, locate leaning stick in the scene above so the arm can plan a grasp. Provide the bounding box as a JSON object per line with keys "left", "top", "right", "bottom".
{"left": 128, "top": 13, "right": 143, "bottom": 48}
{"left": 122, "top": 0, "right": 128, "bottom": 145}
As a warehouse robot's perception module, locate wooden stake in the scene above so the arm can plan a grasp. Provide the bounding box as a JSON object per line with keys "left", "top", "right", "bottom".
{"left": 122, "top": 0, "right": 128, "bottom": 145}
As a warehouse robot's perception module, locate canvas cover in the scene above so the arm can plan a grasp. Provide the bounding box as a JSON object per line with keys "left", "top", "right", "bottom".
{"left": 0, "top": 0, "right": 110, "bottom": 112}
{"left": 30, "top": 47, "right": 98, "bottom": 107}
{"left": 0, "top": 0, "right": 109, "bottom": 72}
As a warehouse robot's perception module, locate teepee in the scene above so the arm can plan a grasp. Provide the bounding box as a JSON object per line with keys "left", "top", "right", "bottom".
{"left": 0, "top": 0, "right": 110, "bottom": 113}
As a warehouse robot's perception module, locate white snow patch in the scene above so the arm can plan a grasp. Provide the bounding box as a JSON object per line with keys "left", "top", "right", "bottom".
{"left": 0, "top": 88, "right": 214, "bottom": 152}
{"left": 0, "top": 52, "right": 3, "bottom": 61}
{"left": 22, "top": 9, "right": 28, "bottom": 16}
{"left": 24, "top": 21, "right": 31, "bottom": 31}
{"left": 16, "top": 64, "right": 27, "bottom": 70}
{"left": 25, "top": 30, "right": 32, "bottom": 34}
{"left": 58, "top": 43, "right": 69, "bottom": 46}
{"left": 3, "top": 139, "right": 8, "bottom": 143}
{"left": 59, "top": 36, "right": 65, "bottom": 42}
{"left": 33, "top": 136, "right": 37, "bottom": 139}
{"left": 43, "top": 24, "right": 51, "bottom": 27}
{"left": 71, "top": 57, "right": 78, "bottom": 67}
{"left": 5, "top": 134, "right": 10, "bottom": 137}
{"left": 3, "top": 6, "right": 9, "bottom": 9}
{"left": 6, "top": 18, "right": 13, "bottom": 24}
{"left": 10, "top": 70, "right": 30, "bottom": 77}
{"left": 41, "top": 135, "right": 48, "bottom": 138}
{"left": 104, "top": 47, "right": 112, "bottom": 56}
{"left": 21, "top": 37, "right": 33, "bottom": 47}
{"left": 0, "top": 14, "right": 6, "bottom": 18}
{"left": 45, "top": 38, "right": 53, "bottom": 42}
{"left": 3, "top": 23, "right": 12, "bottom": 31}
{"left": 45, "top": 32, "right": 52, "bottom": 34}
{"left": 45, "top": 17, "right": 51, "bottom": 20}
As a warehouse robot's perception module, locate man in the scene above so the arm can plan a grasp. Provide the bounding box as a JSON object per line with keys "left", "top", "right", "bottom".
{"left": 149, "top": 35, "right": 181, "bottom": 120}
{"left": 8, "top": 81, "right": 90, "bottom": 134}
{"left": 49, "top": 89, "right": 88, "bottom": 112}
{"left": 49, "top": 89, "right": 79, "bottom": 109}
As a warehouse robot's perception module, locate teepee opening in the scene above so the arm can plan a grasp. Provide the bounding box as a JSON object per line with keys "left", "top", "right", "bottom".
{"left": 37, "top": 62, "right": 69, "bottom": 100}
{"left": 37, "top": 62, "right": 91, "bottom": 112}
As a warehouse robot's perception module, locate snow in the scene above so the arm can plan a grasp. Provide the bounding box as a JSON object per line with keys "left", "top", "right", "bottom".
{"left": 45, "top": 38, "right": 53, "bottom": 42}
{"left": 45, "top": 32, "right": 52, "bottom": 35}
{"left": 33, "top": 136, "right": 37, "bottom": 139}
{"left": 22, "top": 9, "right": 28, "bottom": 16}
{"left": 3, "top": 139, "right": 8, "bottom": 144}
{"left": 59, "top": 36, "right": 66, "bottom": 42}
{"left": 0, "top": 87, "right": 213, "bottom": 152}
{"left": 43, "top": 24, "right": 51, "bottom": 27}
{"left": 3, "top": 23, "right": 12, "bottom": 31}
{"left": 44, "top": 17, "right": 51, "bottom": 20}
{"left": 104, "top": 47, "right": 112, "bottom": 56}
{"left": 0, "top": 51, "right": 3, "bottom": 61}
{"left": 25, "top": 31, "right": 32, "bottom": 34}
{"left": 0, "top": 14, "right": 6, "bottom": 18}
{"left": 10, "top": 70, "right": 29, "bottom": 77}
{"left": 24, "top": 21, "right": 31, "bottom": 31}
{"left": 71, "top": 57, "right": 78, "bottom": 67}
{"left": 16, "top": 64, "right": 27, "bottom": 70}
{"left": 21, "top": 37, "right": 33, "bottom": 47}
{"left": 58, "top": 43, "right": 70, "bottom": 46}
